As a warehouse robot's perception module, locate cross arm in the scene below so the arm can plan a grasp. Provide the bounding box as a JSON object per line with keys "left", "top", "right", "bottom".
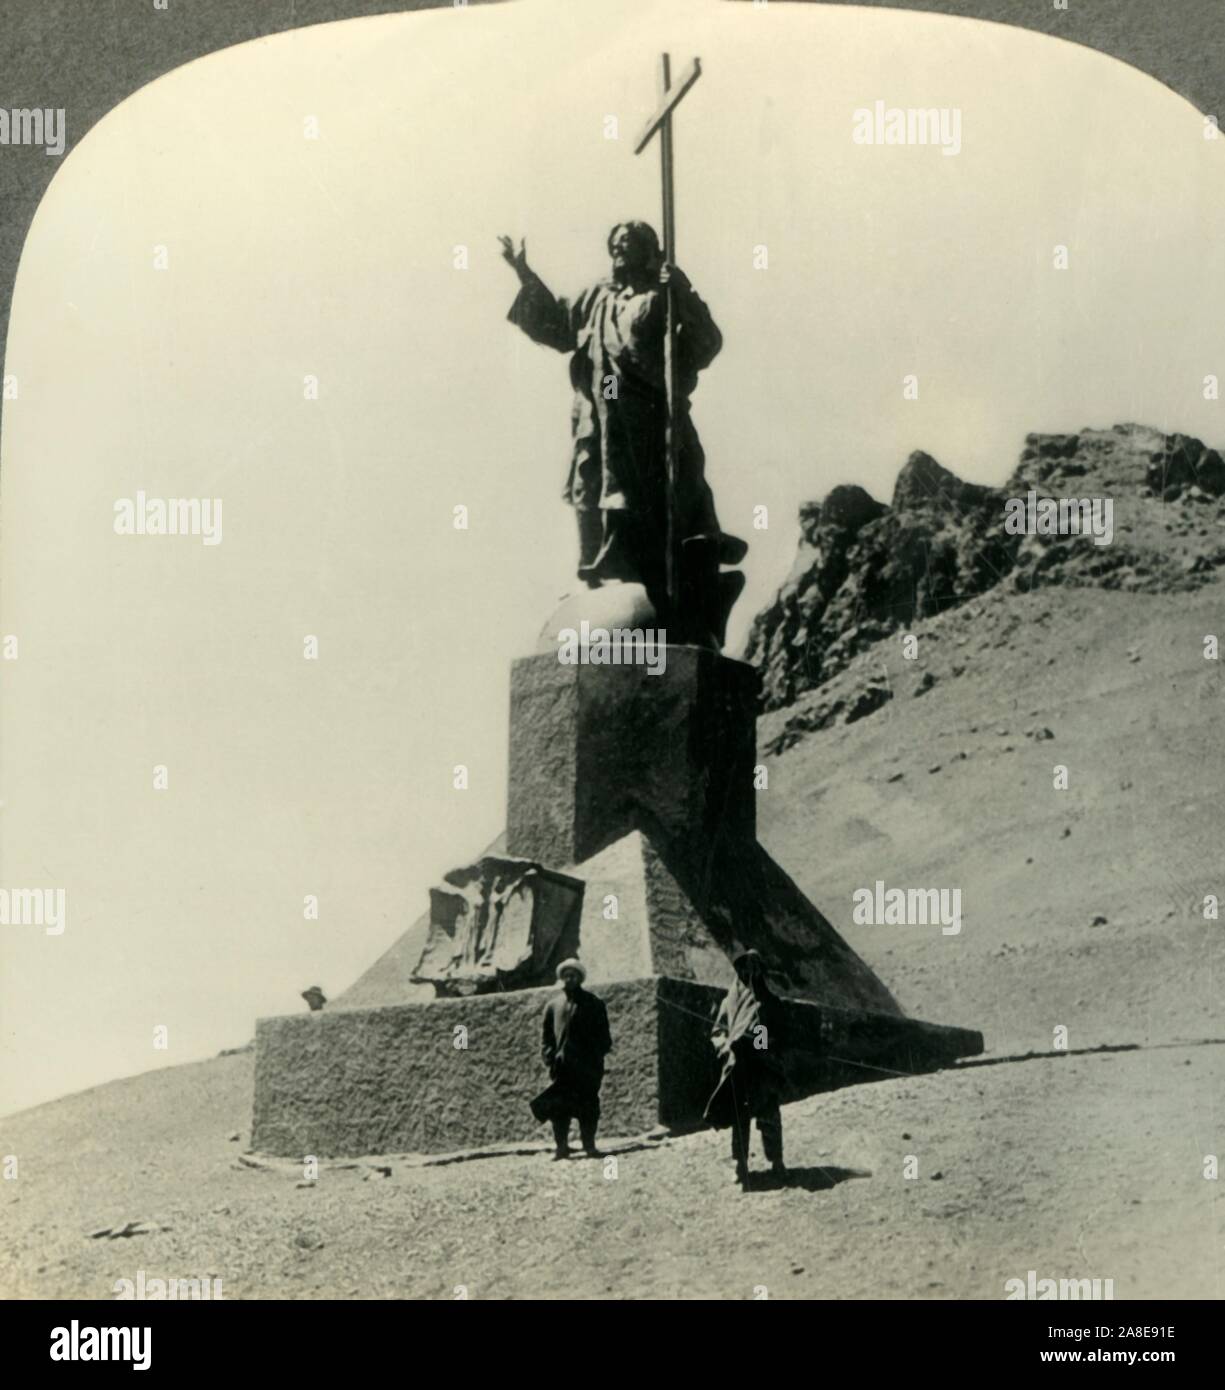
{"left": 632, "top": 56, "right": 702, "bottom": 155}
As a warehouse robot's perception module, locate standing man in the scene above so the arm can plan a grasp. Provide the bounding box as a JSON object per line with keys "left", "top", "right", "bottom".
{"left": 705, "top": 949, "right": 787, "bottom": 1189}
{"left": 535, "top": 958, "right": 613, "bottom": 1160}
{"left": 500, "top": 222, "right": 746, "bottom": 647}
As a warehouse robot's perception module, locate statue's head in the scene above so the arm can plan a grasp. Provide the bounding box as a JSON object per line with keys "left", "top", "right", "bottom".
{"left": 608, "top": 221, "right": 662, "bottom": 283}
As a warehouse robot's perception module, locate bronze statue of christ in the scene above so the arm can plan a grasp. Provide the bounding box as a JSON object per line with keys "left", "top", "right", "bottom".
{"left": 501, "top": 220, "right": 746, "bottom": 648}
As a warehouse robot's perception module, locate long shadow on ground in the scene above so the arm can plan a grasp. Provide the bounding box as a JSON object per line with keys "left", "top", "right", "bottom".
{"left": 745, "top": 1165, "right": 871, "bottom": 1193}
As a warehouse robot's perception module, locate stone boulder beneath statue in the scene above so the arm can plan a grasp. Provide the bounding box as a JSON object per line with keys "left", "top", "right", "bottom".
{"left": 535, "top": 582, "right": 662, "bottom": 655}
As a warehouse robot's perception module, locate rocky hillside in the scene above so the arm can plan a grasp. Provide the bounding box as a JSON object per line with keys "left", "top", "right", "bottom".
{"left": 745, "top": 424, "right": 1225, "bottom": 712}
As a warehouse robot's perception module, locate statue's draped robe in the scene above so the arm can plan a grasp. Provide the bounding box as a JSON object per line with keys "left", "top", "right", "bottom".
{"left": 508, "top": 270, "right": 724, "bottom": 591}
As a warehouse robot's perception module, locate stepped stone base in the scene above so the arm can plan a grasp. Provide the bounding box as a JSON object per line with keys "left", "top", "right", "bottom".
{"left": 254, "top": 644, "right": 985, "bottom": 1159}
{"left": 251, "top": 976, "right": 983, "bottom": 1158}
{"left": 253, "top": 977, "right": 711, "bottom": 1157}
{"left": 330, "top": 825, "right": 905, "bottom": 1016}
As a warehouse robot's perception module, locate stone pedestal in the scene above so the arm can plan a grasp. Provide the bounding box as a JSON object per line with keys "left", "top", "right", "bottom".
{"left": 253, "top": 978, "right": 721, "bottom": 1156}
{"left": 252, "top": 642, "right": 985, "bottom": 1159}
{"left": 507, "top": 648, "right": 758, "bottom": 867}
{"left": 251, "top": 978, "right": 983, "bottom": 1157}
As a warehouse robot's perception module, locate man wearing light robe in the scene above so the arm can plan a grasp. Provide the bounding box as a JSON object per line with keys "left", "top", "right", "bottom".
{"left": 501, "top": 221, "right": 745, "bottom": 644}
{"left": 705, "top": 949, "right": 788, "bottom": 1188}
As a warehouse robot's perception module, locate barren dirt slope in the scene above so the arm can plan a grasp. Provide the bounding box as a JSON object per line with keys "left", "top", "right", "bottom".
{"left": 757, "top": 581, "right": 1225, "bottom": 1057}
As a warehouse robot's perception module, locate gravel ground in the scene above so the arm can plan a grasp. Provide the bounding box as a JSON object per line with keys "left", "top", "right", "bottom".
{"left": 3, "top": 1041, "right": 1222, "bottom": 1299}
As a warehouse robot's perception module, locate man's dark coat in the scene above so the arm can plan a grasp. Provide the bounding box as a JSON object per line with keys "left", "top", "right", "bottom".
{"left": 531, "top": 986, "right": 613, "bottom": 1123}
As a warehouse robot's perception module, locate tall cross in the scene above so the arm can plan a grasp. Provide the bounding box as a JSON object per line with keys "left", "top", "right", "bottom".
{"left": 634, "top": 53, "right": 703, "bottom": 612}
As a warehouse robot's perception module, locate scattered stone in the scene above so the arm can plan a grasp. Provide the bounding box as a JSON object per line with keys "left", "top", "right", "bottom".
{"left": 845, "top": 683, "right": 892, "bottom": 723}
{"left": 928, "top": 764, "right": 942, "bottom": 775}
{"left": 886, "top": 771, "right": 904, "bottom": 783}
{"left": 930, "top": 1172, "right": 944, "bottom": 1181}
{"left": 90, "top": 1218, "right": 158, "bottom": 1240}
{"left": 1090, "top": 915, "right": 1108, "bottom": 927}
{"left": 227, "top": 1132, "right": 240, "bottom": 1142}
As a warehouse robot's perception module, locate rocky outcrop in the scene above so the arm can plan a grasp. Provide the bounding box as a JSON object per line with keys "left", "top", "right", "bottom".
{"left": 746, "top": 424, "right": 1225, "bottom": 712}
{"left": 1143, "top": 433, "right": 1225, "bottom": 500}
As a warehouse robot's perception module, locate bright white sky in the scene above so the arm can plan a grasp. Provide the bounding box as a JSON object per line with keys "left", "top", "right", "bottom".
{"left": 3, "top": 0, "right": 1224, "bottom": 1114}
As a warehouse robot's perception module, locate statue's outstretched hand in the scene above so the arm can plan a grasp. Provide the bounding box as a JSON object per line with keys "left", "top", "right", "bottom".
{"left": 498, "top": 234, "right": 530, "bottom": 280}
